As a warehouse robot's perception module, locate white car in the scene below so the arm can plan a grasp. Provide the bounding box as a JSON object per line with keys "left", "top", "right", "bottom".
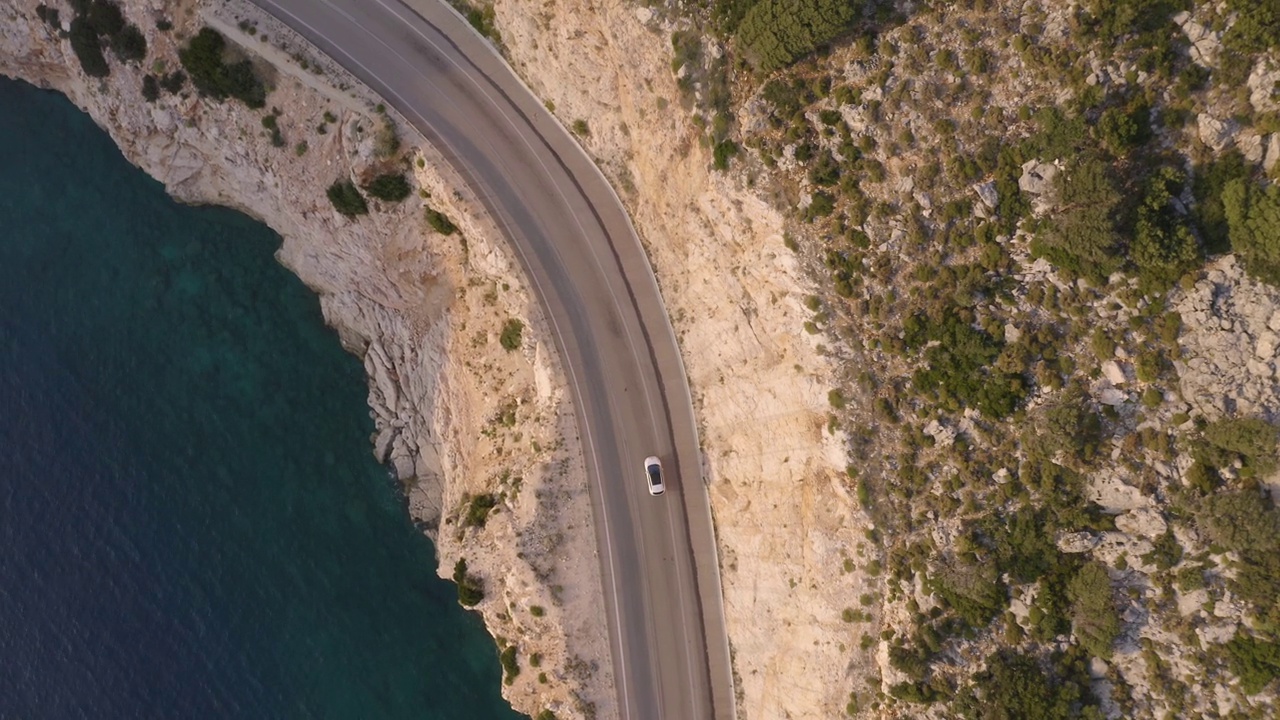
{"left": 644, "top": 456, "right": 665, "bottom": 496}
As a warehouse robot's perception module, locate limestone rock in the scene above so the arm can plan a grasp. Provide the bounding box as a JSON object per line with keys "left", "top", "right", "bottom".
{"left": 1266, "top": 134, "right": 1280, "bottom": 172}
{"left": 1175, "top": 256, "right": 1280, "bottom": 420}
{"left": 1018, "top": 159, "right": 1059, "bottom": 196}
{"left": 1249, "top": 60, "right": 1280, "bottom": 114}
{"left": 1197, "top": 622, "right": 1238, "bottom": 646}
{"left": 1099, "top": 387, "right": 1127, "bottom": 406}
{"left": 1198, "top": 114, "right": 1238, "bottom": 152}
{"left": 974, "top": 180, "right": 998, "bottom": 209}
{"left": 1059, "top": 531, "right": 1101, "bottom": 553}
{"left": 923, "top": 419, "right": 957, "bottom": 448}
{"left": 1102, "top": 360, "right": 1127, "bottom": 385}
{"left": 1237, "top": 131, "right": 1265, "bottom": 164}
{"left": 1176, "top": 11, "right": 1222, "bottom": 67}
{"left": 1115, "top": 507, "right": 1168, "bottom": 539}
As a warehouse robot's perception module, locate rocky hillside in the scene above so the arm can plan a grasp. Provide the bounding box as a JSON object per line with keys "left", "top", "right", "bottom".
{"left": 639, "top": 0, "right": 1280, "bottom": 716}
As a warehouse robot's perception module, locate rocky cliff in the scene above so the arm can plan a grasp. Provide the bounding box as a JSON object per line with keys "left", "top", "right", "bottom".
{"left": 0, "top": 0, "right": 620, "bottom": 716}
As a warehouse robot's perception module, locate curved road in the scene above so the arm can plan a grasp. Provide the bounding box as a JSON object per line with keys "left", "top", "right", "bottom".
{"left": 244, "top": 0, "right": 734, "bottom": 717}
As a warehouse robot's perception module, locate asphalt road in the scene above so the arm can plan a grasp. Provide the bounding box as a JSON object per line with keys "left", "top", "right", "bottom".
{"left": 243, "top": 0, "right": 735, "bottom": 717}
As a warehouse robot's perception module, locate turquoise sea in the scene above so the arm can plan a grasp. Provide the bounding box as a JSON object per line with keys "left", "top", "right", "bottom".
{"left": 0, "top": 77, "right": 522, "bottom": 719}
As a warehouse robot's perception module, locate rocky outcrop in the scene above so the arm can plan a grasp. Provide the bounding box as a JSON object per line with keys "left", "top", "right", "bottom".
{"left": 0, "top": 0, "right": 612, "bottom": 716}
{"left": 1174, "top": 256, "right": 1280, "bottom": 422}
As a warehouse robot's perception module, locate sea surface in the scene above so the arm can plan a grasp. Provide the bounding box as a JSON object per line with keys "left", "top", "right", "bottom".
{"left": 0, "top": 78, "right": 522, "bottom": 719}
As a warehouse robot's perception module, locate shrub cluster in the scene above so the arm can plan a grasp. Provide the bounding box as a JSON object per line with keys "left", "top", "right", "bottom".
{"left": 1223, "top": 178, "right": 1280, "bottom": 285}
{"left": 738, "top": 0, "right": 861, "bottom": 72}
{"left": 452, "top": 558, "right": 484, "bottom": 606}
{"left": 364, "top": 173, "right": 411, "bottom": 202}
{"left": 425, "top": 206, "right": 458, "bottom": 235}
{"left": 326, "top": 179, "right": 368, "bottom": 218}
{"left": 464, "top": 493, "right": 497, "bottom": 527}
{"left": 499, "top": 319, "right": 524, "bottom": 351}
{"left": 178, "top": 28, "right": 267, "bottom": 109}
{"left": 904, "top": 310, "right": 1025, "bottom": 419}
{"left": 65, "top": 0, "right": 146, "bottom": 78}
{"left": 499, "top": 645, "right": 519, "bottom": 685}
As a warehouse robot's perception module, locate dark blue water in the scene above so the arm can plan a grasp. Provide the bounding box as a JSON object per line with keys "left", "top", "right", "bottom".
{"left": 0, "top": 78, "right": 522, "bottom": 719}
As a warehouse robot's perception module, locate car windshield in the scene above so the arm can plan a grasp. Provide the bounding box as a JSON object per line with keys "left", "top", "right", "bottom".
{"left": 648, "top": 465, "right": 661, "bottom": 486}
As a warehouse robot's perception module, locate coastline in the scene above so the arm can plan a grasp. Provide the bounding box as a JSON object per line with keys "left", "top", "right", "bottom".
{"left": 0, "top": 0, "right": 614, "bottom": 716}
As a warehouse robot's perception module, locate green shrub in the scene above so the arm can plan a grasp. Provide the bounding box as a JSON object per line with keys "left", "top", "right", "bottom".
{"left": 1141, "top": 529, "right": 1183, "bottom": 571}
{"left": 1132, "top": 167, "right": 1201, "bottom": 292}
{"left": 1203, "top": 418, "right": 1280, "bottom": 476}
{"left": 1193, "top": 149, "right": 1249, "bottom": 255}
{"left": 1032, "top": 156, "right": 1123, "bottom": 283}
{"left": 69, "top": 18, "right": 110, "bottom": 78}
{"left": 499, "top": 319, "right": 524, "bottom": 351}
{"left": 452, "top": 558, "right": 484, "bottom": 606}
{"left": 364, "top": 173, "right": 411, "bottom": 202}
{"left": 1068, "top": 561, "right": 1119, "bottom": 658}
{"left": 1037, "top": 391, "right": 1102, "bottom": 463}
{"left": 1226, "top": 633, "right": 1280, "bottom": 694}
{"left": 571, "top": 119, "right": 589, "bottom": 136}
{"left": 808, "top": 151, "right": 841, "bottom": 187}
{"left": 462, "top": 1, "right": 500, "bottom": 42}
{"left": 1221, "top": 0, "right": 1280, "bottom": 84}
{"left": 159, "top": 70, "right": 186, "bottom": 94}
{"left": 326, "top": 179, "right": 368, "bottom": 218}
{"left": 956, "top": 651, "right": 1082, "bottom": 719}
{"left": 465, "top": 493, "right": 498, "bottom": 527}
{"left": 713, "top": 139, "right": 739, "bottom": 170}
{"left": 375, "top": 119, "right": 400, "bottom": 158}
{"left": 1224, "top": 178, "right": 1280, "bottom": 285}
{"left": 110, "top": 23, "right": 146, "bottom": 62}
{"left": 141, "top": 74, "right": 159, "bottom": 102}
{"left": 906, "top": 311, "right": 1025, "bottom": 418}
{"left": 178, "top": 28, "right": 267, "bottom": 109}
{"left": 931, "top": 559, "right": 1007, "bottom": 629}
{"left": 530, "top": 605, "right": 545, "bottom": 617}
{"left": 1096, "top": 101, "right": 1150, "bottom": 155}
{"left": 499, "top": 645, "right": 519, "bottom": 684}
{"left": 85, "top": 0, "right": 124, "bottom": 37}
{"left": 737, "top": 0, "right": 859, "bottom": 72}
{"left": 425, "top": 206, "right": 458, "bottom": 235}
{"left": 804, "top": 191, "right": 836, "bottom": 220}
{"left": 35, "top": 4, "right": 60, "bottom": 28}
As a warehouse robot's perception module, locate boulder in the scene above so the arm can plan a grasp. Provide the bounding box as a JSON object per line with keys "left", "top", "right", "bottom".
{"left": 1197, "top": 622, "right": 1238, "bottom": 646}
{"left": 1102, "top": 360, "right": 1127, "bottom": 385}
{"left": 923, "top": 419, "right": 957, "bottom": 448}
{"left": 1256, "top": 330, "right": 1278, "bottom": 360}
{"left": 1019, "top": 159, "right": 1059, "bottom": 196}
{"left": 1266, "top": 134, "right": 1280, "bottom": 172}
{"left": 1058, "top": 531, "right": 1101, "bottom": 553}
{"left": 1198, "top": 114, "right": 1238, "bottom": 152}
{"left": 1237, "top": 131, "right": 1265, "bottom": 164}
{"left": 1099, "top": 387, "right": 1127, "bottom": 405}
{"left": 974, "top": 180, "right": 998, "bottom": 208}
{"left": 1115, "top": 507, "right": 1168, "bottom": 539}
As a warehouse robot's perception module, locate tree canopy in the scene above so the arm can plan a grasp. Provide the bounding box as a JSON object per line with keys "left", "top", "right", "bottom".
{"left": 1224, "top": 178, "right": 1280, "bottom": 284}
{"left": 738, "top": 0, "right": 861, "bottom": 72}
